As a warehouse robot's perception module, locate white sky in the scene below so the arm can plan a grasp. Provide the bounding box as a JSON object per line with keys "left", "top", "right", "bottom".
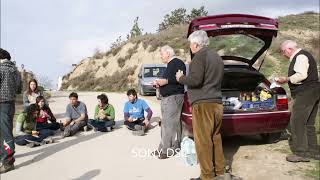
{"left": 1, "top": 0, "right": 319, "bottom": 88}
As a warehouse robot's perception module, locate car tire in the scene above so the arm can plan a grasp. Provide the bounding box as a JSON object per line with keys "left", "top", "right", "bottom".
{"left": 139, "top": 85, "right": 145, "bottom": 96}
{"left": 261, "top": 132, "right": 282, "bottom": 144}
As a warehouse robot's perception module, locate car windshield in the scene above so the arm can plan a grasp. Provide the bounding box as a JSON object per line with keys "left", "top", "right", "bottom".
{"left": 144, "top": 67, "right": 166, "bottom": 78}
{"left": 208, "top": 34, "right": 265, "bottom": 60}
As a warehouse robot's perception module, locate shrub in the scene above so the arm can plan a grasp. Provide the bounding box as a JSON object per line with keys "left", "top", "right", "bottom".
{"left": 93, "top": 50, "right": 104, "bottom": 59}
{"left": 102, "top": 61, "right": 109, "bottom": 68}
{"left": 117, "top": 57, "right": 126, "bottom": 68}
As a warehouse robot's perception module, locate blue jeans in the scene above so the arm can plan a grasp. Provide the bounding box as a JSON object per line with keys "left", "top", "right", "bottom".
{"left": 0, "top": 101, "right": 15, "bottom": 165}
{"left": 88, "top": 119, "right": 115, "bottom": 132}
{"left": 36, "top": 122, "right": 60, "bottom": 131}
{"left": 15, "top": 129, "right": 54, "bottom": 146}
{"left": 124, "top": 118, "right": 145, "bottom": 131}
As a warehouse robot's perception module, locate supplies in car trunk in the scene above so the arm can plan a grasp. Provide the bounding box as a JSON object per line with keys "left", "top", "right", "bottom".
{"left": 223, "top": 85, "right": 274, "bottom": 111}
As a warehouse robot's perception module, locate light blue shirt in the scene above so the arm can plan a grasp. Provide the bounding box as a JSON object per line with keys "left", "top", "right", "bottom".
{"left": 123, "top": 99, "right": 150, "bottom": 119}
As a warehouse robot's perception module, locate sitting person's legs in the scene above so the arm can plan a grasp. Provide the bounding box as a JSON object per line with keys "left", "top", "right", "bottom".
{"left": 69, "top": 120, "right": 87, "bottom": 136}
{"left": 88, "top": 119, "right": 106, "bottom": 132}
{"left": 105, "top": 120, "right": 115, "bottom": 128}
{"left": 124, "top": 119, "right": 145, "bottom": 130}
{"left": 15, "top": 134, "right": 46, "bottom": 146}
{"left": 38, "top": 129, "right": 55, "bottom": 139}
{"left": 37, "top": 122, "right": 61, "bottom": 131}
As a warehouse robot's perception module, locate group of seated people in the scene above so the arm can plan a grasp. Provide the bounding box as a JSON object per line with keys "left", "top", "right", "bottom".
{"left": 15, "top": 79, "right": 153, "bottom": 147}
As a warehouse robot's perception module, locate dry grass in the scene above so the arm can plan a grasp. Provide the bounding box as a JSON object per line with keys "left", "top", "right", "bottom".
{"left": 62, "top": 66, "right": 137, "bottom": 91}
{"left": 130, "top": 24, "right": 189, "bottom": 52}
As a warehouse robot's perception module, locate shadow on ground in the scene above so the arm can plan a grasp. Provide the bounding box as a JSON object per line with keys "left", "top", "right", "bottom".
{"left": 222, "top": 135, "right": 267, "bottom": 172}
{"left": 15, "top": 132, "right": 105, "bottom": 169}
{"left": 115, "top": 117, "right": 161, "bottom": 131}
{"left": 71, "top": 169, "right": 101, "bottom": 180}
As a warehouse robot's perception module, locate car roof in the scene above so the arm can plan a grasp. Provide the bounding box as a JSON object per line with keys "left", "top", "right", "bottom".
{"left": 141, "top": 64, "right": 167, "bottom": 68}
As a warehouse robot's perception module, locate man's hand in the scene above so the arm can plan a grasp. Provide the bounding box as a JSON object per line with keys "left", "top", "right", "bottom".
{"left": 128, "top": 117, "right": 134, "bottom": 122}
{"left": 70, "top": 121, "right": 76, "bottom": 126}
{"left": 176, "top": 70, "right": 184, "bottom": 82}
{"left": 155, "top": 79, "right": 168, "bottom": 86}
{"left": 275, "top": 76, "right": 289, "bottom": 84}
{"left": 100, "top": 114, "right": 106, "bottom": 120}
{"left": 152, "top": 80, "right": 160, "bottom": 88}
{"left": 143, "top": 119, "right": 150, "bottom": 128}
{"left": 32, "top": 131, "right": 39, "bottom": 137}
{"left": 63, "top": 119, "right": 71, "bottom": 127}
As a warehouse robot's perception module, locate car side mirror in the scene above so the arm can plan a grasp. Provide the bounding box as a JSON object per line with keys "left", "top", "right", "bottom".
{"left": 138, "top": 74, "right": 142, "bottom": 78}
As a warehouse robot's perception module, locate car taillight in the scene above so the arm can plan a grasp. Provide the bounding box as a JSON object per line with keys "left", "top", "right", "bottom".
{"left": 276, "top": 95, "right": 288, "bottom": 110}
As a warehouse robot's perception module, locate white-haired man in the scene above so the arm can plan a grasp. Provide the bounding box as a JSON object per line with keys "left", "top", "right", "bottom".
{"left": 276, "top": 40, "right": 319, "bottom": 162}
{"left": 153, "top": 45, "right": 186, "bottom": 159}
{"left": 176, "top": 30, "right": 225, "bottom": 180}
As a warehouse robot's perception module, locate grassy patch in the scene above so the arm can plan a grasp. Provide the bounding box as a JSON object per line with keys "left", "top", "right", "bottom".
{"left": 278, "top": 12, "right": 320, "bottom": 31}
{"left": 305, "top": 161, "right": 320, "bottom": 179}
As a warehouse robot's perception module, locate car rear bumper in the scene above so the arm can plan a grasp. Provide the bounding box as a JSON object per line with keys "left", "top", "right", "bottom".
{"left": 181, "top": 110, "right": 290, "bottom": 136}
{"left": 142, "top": 85, "right": 156, "bottom": 94}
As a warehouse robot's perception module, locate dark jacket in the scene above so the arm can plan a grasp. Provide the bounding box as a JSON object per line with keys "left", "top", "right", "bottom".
{"left": 179, "top": 47, "right": 224, "bottom": 105}
{"left": 0, "top": 59, "right": 22, "bottom": 102}
{"left": 160, "top": 58, "right": 186, "bottom": 97}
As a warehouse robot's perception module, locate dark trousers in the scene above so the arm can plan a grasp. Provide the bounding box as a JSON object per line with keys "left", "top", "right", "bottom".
{"left": 192, "top": 102, "right": 225, "bottom": 179}
{"left": 65, "top": 120, "right": 87, "bottom": 136}
{"left": 15, "top": 129, "right": 54, "bottom": 146}
{"left": 88, "top": 119, "right": 115, "bottom": 132}
{"left": 0, "top": 101, "right": 15, "bottom": 165}
{"left": 124, "top": 119, "right": 145, "bottom": 130}
{"left": 289, "top": 86, "right": 320, "bottom": 154}
{"left": 36, "top": 122, "right": 60, "bottom": 131}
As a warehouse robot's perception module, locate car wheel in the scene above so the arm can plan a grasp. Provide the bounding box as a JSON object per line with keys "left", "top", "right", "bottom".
{"left": 139, "top": 85, "right": 145, "bottom": 96}
{"left": 261, "top": 132, "right": 282, "bottom": 144}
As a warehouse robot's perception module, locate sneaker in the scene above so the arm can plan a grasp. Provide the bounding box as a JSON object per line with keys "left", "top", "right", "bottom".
{"left": 190, "top": 178, "right": 201, "bottom": 180}
{"left": 25, "top": 139, "right": 44, "bottom": 148}
{"left": 134, "top": 125, "right": 143, "bottom": 131}
{"left": 106, "top": 127, "right": 112, "bottom": 132}
{"left": 286, "top": 154, "right": 310, "bottom": 162}
{"left": 44, "top": 137, "right": 55, "bottom": 144}
{"left": 132, "top": 130, "right": 145, "bottom": 136}
{"left": 87, "top": 123, "right": 96, "bottom": 131}
{"left": 0, "top": 163, "right": 14, "bottom": 174}
{"left": 63, "top": 126, "right": 71, "bottom": 137}
{"left": 132, "top": 126, "right": 145, "bottom": 136}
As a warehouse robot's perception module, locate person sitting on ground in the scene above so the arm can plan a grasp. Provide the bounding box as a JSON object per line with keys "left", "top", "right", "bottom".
{"left": 35, "top": 96, "right": 61, "bottom": 131}
{"left": 61, "top": 92, "right": 88, "bottom": 137}
{"left": 15, "top": 104, "right": 54, "bottom": 147}
{"left": 88, "top": 94, "right": 115, "bottom": 132}
{"left": 123, "top": 89, "right": 153, "bottom": 136}
{"left": 23, "top": 79, "right": 44, "bottom": 112}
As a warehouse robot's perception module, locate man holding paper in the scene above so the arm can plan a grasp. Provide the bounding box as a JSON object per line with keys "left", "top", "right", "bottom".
{"left": 276, "top": 40, "right": 319, "bottom": 162}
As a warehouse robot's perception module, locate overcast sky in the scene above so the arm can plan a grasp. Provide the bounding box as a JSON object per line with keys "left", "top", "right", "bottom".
{"left": 1, "top": 0, "right": 319, "bottom": 88}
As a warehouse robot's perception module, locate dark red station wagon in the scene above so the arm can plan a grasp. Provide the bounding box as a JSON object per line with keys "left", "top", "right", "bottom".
{"left": 181, "top": 14, "right": 290, "bottom": 143}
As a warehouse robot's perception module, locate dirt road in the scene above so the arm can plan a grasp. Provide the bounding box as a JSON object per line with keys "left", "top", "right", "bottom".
{"left": 1, "top": 91, "right": 318, "bottom": 180}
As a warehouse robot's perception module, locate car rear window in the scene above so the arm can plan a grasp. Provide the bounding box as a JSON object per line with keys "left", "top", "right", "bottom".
{"left": 144, "top": 67, "right": 166, "bottom": 78}
{"left": 208, "top": 34, "right": 265, "bottom": 60}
